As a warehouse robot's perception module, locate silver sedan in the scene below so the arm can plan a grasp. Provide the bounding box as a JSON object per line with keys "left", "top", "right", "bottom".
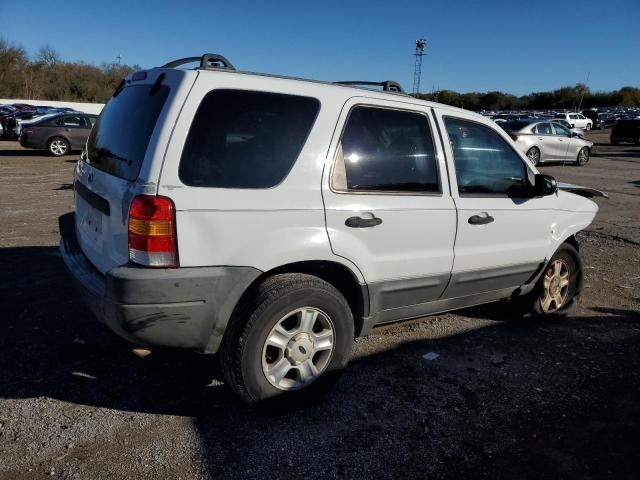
{"left": 501, "top": 120, "right": 593, "bottom": 166}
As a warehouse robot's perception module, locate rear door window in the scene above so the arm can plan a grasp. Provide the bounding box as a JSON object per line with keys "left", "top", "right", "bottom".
{"left": 179, "top": 90, "right": 319, "bottom": 188}
{"left": 59, "top": 115, "right": 84, "bottom": 127}
{"left": 535, "top": 123, "right": 552, "bottom": 134}
{"left": 86, "top": 84, "right": 170, "bottom": 181}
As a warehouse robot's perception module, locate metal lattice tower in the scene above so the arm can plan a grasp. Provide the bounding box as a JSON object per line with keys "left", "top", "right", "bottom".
{"left": 412, "top": 39, "right": 427, "bottom": 94}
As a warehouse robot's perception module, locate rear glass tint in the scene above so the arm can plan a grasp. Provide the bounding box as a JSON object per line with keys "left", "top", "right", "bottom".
{"left": 86, "top": 84, "right": 170, "bottom": 181}
{"left": 179, "top": 90, "right": 320, "bottom": 188}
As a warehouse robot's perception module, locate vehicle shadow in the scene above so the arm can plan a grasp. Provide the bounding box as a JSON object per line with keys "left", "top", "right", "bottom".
{"left": 0, "top": 149, "right": 45, "bottom": 157}
{"left": 592, "top": 152, "right": 640, "bottom": 158}
{"left": 1, "top": 246, "right": 639, "bottom": 478}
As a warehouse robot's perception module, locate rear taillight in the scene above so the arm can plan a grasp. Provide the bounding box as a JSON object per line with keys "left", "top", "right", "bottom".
{"left": 23, "top": 128, "right": 34, "bottom": 134}
{"left": 128, "top": 195, "right": 178, "bottom": 267}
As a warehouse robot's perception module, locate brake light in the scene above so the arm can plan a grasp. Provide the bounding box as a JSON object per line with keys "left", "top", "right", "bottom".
{"left": 128, "top": 195, "right": 178, "bottom": 267}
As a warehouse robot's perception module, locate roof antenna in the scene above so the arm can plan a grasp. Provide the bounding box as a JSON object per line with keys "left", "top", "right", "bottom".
{"left": 577, "top": 72, "right": 590, "bottom": 112}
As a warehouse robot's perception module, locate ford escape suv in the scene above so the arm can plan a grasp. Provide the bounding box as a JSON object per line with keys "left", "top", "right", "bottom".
{"left": 59, "top": 54, "right": 601, "bottom": 404}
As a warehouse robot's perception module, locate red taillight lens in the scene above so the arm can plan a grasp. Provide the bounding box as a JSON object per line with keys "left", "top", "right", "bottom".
{"left": 128, "top": 195, "right": 178, "bottom": 267}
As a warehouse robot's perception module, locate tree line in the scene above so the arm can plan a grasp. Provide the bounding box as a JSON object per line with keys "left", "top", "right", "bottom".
{"left": 1, "top": 37, "right": 638, "bottom": 108}
{"left": 414, "top": 84, "right": 640, "bottom": 111}
{"left": 0, "top": 37, "right": 137, "bottom": 103}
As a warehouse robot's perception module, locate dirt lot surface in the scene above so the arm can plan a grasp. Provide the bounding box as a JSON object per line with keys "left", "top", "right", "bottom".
{"left": 1, "top": 130, "right": 639, "bottom": 479}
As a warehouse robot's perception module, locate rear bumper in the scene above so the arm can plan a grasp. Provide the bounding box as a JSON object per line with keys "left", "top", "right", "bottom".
{"left": 58, "top": 212, "right": 261, "bottom": 353}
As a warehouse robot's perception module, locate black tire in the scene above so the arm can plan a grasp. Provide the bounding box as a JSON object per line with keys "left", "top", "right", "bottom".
{"left": 526, "top": 147, "right": 540, "bottom": 166}
{"left": 575, "top": 147, "right": 590, "bottom": 166}
{"left": 585, "top": 123, "right": 591, "bottom": 131}
{"left": 47, "top": 137, "right": 70, "bottom": 157}
{"left": 219, "top": 273, "right": 354, "bottom": 405}
{"left": 513, "top": 243, "right": 582, "bottom": 318}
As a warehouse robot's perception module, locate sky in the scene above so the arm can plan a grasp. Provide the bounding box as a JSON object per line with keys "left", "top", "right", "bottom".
{"left": 1, "top": 0, "right": 639, "bottom": 96}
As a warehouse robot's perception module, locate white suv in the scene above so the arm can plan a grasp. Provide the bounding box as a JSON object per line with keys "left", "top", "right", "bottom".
{"left": 60, "top": 54, "right": 600, "bottom": 404}
{"left": 554, "top": 112, "right": 593, "bottom": 130}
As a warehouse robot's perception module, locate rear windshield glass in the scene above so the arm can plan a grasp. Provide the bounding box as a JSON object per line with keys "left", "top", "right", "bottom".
{"left": 179, "top": 89, "right": 320, "bottom": 189}
{"left": 86, "top": 84, "right": 170, "bottom": 181}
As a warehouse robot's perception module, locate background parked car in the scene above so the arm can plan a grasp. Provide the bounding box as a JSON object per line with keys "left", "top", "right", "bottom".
{"left": 19, "top": 113, "right": 97, "bottom": 156}
{"left": 553, "top": 112, "right": 593, "bottom": 130}
{"left": 610, "top": 119, "right": 640, "bottom": 145}
{"left": 501, "top": 119, "right": 593, "bottom": 166}
{"left": 0, "top": 104, "right": 33, "bottom": 138}
{"left": 15, "top": 108, "right": 79, "bottom": 138}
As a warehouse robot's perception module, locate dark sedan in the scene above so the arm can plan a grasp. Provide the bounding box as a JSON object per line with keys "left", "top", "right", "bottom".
{"left": 19, "top": 113, "right": 97, "bottom": 156}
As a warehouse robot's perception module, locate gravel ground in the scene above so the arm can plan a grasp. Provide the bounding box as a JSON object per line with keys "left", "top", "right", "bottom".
{"left": 0, "top": 129, "right": 639, "bottom": 479}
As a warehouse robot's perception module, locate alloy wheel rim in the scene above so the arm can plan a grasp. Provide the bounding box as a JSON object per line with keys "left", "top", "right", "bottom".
{"left": 527, "top": 148, "right": 539, "bottom": 164}
{"left": 540, "top": 259, "right": 570, "bottom": 313}
{"left": 261, "top": 307, "right": 335, "bottom": 391}
{"left": 578, "top": 148, "right": 589, "bottom": 165}
{"left": 51, "top": 140, "right": 67, "bottom": 155}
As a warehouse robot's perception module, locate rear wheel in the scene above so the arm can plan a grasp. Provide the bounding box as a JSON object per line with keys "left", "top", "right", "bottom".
{"left": 48, "top": 137, "right": 69, "bottom": 156}
{"left": 576, "top": 147, "right": 590, "bottom": 166}
{"left": 585, "top": 123, "right": 591, "bottom": 131}
{"left": 220, "top": 273, "right": 354, "bottom": 404}
{"left": 526, "top": 147, "right": 540, "bottom": 166}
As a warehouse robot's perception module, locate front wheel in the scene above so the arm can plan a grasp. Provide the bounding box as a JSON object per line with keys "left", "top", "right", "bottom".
{"left": 576, "top": 147, "right": 590, "bottom": 166}
{"left": 48, "top": 137, "right": 70, "bottom": 156}
{"left": 585, "top": 123, "right": 591, "bottom": 131}
{"left": 220, "top": 273, "right": 354, "bottom": 404}
{"left": 526, "top": 147, "right": 540, "bottom": 166}
{"left": 513, "top": 243, "right": 582, "bottom": 317}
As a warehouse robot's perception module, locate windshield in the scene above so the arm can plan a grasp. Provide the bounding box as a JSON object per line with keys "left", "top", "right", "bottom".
{"left": 86, "top": 83, "right": 170, "bottom": 181}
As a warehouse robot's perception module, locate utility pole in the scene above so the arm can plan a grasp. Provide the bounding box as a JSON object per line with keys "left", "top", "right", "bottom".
{"left": 412, "top": 39, "right": 427, "bottom": 95}
{"left": 577, "top": 71, "right": 590, "bottom": 111}
{"left": 116, "top": 55, "right": 121, "bottom": 66}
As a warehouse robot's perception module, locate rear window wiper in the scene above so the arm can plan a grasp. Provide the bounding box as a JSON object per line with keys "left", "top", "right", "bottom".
{"left": 91, "top": 147, "right": 132, "bottom": 166}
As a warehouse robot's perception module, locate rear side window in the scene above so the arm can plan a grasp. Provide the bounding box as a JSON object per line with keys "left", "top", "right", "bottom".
{"left": 332, "top": 106, "right": 439, "bottom": 193}
{"left": 86, "top": 84, "right": 170, "bottom": 181}
{"left": 179, "top": 90, "right": 320, "bottom": 189}
{"left": 59, "top": 115, "right": 84, "bottom": 127}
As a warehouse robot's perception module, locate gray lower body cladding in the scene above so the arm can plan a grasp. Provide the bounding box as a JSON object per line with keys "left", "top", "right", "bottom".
{"left": 58, "top": 213, "right": 261, "bottom": 353}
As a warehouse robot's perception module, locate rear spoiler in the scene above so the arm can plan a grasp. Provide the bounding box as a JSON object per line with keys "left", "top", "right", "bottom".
{"left": 558, "top": 182, "right": 608, "bottom": 199}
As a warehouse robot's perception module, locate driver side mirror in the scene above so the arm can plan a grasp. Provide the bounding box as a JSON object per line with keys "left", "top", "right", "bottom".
{"left": 533, "top": 173, "right": 558, "bottom": 197}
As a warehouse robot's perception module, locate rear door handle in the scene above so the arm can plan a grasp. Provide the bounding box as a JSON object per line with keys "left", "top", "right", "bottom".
{"left": 468, "top": 213, "right": 494, "bottom": 225}
{"left": 345, "top": 214, "right": 383, "bottom": 228}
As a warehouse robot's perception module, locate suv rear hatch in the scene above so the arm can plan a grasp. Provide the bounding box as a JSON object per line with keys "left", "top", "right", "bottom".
{"left": 74, "top": 68, "right": 196, "bottom": 274}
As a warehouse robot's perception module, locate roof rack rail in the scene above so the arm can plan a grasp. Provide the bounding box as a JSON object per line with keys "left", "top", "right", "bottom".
{"left": 162, "top": 53, "right": 236, "bottom": 70}
{"left": 333, "top": 80, "right": 405, "bottom": 94}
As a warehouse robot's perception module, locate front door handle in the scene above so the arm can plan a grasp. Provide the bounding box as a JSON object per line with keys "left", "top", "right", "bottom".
{"left": 345, "top": 214, "right": 383, "bottom": 228}
{"left": 468, "top": 213, "right": 494, "bottom": 225}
